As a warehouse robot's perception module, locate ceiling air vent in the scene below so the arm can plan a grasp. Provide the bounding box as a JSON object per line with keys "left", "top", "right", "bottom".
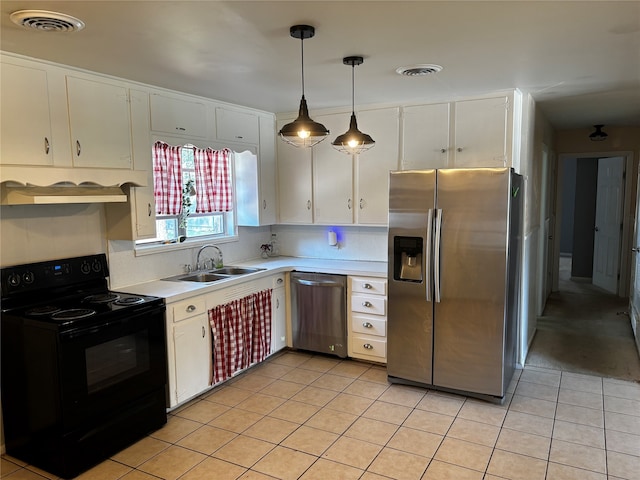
{"left": 10, "top": 10, "right": 85, "bottom": 32}
{"left": 396, "top": 64, "right": 443, "bottom": 76}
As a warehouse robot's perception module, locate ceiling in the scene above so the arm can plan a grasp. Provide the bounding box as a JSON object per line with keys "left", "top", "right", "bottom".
{"left": 1, "top": 1, "right": 639, "bottom": 130}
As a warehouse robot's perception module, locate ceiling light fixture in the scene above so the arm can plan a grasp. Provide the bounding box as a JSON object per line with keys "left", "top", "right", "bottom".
{"left": 396, "top": 64, "right": 443, "bottom": 77}
{"left": 10, "top": 10, "right": 85, "bottom": 32}
{"left": 278, "top": 25, "right": 329, "bottom": 148}
{"left": 332, "top": 56, "right": 375, "bottom": 155}
{"left": 589, "top": 124, "right": 608, "bottom": 142}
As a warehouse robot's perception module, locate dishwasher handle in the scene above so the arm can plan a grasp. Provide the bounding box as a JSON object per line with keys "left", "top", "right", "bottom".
{"left": 293, "top": 278, "right": 345, "bottom": 288}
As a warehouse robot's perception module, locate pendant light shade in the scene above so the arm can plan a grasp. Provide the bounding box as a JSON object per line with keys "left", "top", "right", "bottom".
{"left": 332, "top": 56, "right": 375, "bottom": 155}
{"left": 279, "top": 25, "right": 329, "bottom": 148}
{"left": 589, "top": 124, "right": 608, "bottom": 142}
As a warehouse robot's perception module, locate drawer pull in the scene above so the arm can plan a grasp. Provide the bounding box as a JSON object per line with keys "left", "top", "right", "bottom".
{"left": 44, "top": 137, "right": 50, "bottom": 154}
{"left": 186, "top": 305, "right": 197, "bottom": 313}
{"left": 362, "top": 301, "right": 372, "bottom": 307}
{"left": 363, "top": 343, "right": 373, "bottom": 350}
{"left": 363, "top": 283, "right": 372, "bottom": 289}
{"left": 202, "top": 326, "right": 205, "bottom": 338}
{"left": 362, "top": 322, "right": 373, "bottom": 328}
{"left": 276, "top": 278, "right": 284, "bottom": 285}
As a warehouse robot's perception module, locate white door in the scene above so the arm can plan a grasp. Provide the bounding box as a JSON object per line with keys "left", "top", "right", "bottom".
{"left": 630, "top": 171, "right": 640, "bottom": 352}
{"left": 592, "top": 156, "right": 625, "bottom": 293}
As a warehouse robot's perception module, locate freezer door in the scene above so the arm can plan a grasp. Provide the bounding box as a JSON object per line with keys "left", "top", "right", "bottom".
{"left": 387, "top": 170, "right": 436, "bottom": 384}
{"left": 433, "top": 168, "right": 512, "bottom": 396}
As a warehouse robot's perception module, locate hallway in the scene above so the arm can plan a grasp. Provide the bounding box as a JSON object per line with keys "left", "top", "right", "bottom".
{"left": 526, "top": 256, "right": 640, "bottom": 382}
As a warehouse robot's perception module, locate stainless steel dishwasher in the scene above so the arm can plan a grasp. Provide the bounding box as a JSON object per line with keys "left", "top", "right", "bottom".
{"left": 290, "top": 272, "right": 347, "bottom": 358}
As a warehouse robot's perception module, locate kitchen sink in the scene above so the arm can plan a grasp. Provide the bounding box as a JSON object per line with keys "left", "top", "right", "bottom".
{"left": 163, "top": 266, "right": 265, "bottom": 283}
{"left": 211, "top": 266, "right": 265, "bottom": 275}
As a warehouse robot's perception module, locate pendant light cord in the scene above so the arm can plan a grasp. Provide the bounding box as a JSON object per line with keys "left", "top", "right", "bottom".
{"left": 300, "top": 35, "right": 305, "bottom": 97}
{"left": 351, "top": 61, "right": 355, "bottom": 115}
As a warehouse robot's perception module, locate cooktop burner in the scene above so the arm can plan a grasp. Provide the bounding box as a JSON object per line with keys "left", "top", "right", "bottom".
{"left": 51, "top": 308, "right": 97, "bottom": 321}
{"left": 84, "top": 293, "right": 120, "bottom": 303}
{"left": 25, "top": 305, "right": 62, "bottom": 316}
{"left": 114, "top": 296, "right": 145, "bottom": 306}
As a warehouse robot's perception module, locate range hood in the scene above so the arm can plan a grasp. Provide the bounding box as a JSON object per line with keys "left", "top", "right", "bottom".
{"left": 0, "top": 166, "right": 147, "bottom": 205}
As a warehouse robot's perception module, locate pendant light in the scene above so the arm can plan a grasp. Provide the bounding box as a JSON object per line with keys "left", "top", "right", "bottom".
{"left": 589, "top": 124, "right": 608, "bottom": 142}
{"left": 332, "top": 56, "right": 375, "bottom": 155}
{"left": 278, "top": 25, "right": 329, "bottom": 148}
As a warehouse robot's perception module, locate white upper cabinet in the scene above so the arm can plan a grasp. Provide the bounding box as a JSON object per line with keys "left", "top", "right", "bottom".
{"left": 149, "top": 93, "right": 207, "bottom": 137}
{"left": 313, "top": 113, "right": 354, "bottom": 225}
{"left": 0, "top": 62, "right": 53, "bottom": 166}
{"left": 276, "top": 118, "right": 313, "bottom": 224}
{"left": 216, "top": 107, "right": 259, "bottom": 144}
{"left": 453, "top": 95, "right": 510, "bottom": 168}
{"left": 402, "top": 103, "right": 450, "bottom": 170}
{"left": 66, "top": 76, "right": 132, "bottom": 169}
{"left": 401, "top": 93, "right": 515, "bottom": 170}
{"left": 354, "top": 107, "right": 400, "bottom": 225}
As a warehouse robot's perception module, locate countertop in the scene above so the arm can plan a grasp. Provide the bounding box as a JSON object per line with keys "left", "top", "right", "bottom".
{"left": 118, "top": 256, "right": 387, "bottom": 303}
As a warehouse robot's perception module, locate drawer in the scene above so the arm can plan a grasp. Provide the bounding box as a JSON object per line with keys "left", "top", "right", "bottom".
{"left": 171, "top": 297, "right": 206, "bottom": 322}
{"left": 351, "top": 277, "right": 387, "bottom": 296}
{"left": 351, "top": 314, "right": 386, "bottom": 337}
{"left": 351, "top": 294, "right": 386, "bottom": 316}
{"left": 351, "top": 336, "right": 387, "bottom": 359}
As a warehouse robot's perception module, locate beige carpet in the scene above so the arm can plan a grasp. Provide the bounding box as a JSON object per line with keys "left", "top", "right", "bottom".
{"left": 525, "top": 256, "right": 640, "bottom": 382}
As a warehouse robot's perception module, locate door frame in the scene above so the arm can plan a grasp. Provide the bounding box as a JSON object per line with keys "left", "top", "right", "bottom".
{"left": 552, "top": 151, "right": 635, "bottom": 297}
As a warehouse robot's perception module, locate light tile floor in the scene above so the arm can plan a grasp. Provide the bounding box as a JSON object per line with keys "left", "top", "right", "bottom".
{"left": 2, "top": 350, "right": 639, "bottom": 480}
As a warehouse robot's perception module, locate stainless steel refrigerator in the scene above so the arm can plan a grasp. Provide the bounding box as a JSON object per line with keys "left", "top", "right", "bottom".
{"left": 387, "top": 167, "right": 522, "bottom": 403}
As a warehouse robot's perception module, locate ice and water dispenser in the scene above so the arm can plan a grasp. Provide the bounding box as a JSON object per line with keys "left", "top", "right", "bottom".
{"left": 393, "top": 236, "right": 423, "bottom": 282}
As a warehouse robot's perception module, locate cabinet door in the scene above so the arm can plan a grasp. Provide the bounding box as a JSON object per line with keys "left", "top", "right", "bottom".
{"left": 402, "top": 103, "right": 450, "bottom": 170}
{"left": 216, "top": 107, "right": 259, "bottom": 144}
{"left": 174, "top": 315, "right": 210, "bottom": 404}
{"left": 149, "top": 93, "right": 207, "bottom": 137}
{"left": 272, "top": 286, "right": 286, "bottom": 352}
{"left": 355, "top": 108, "right": 400, "bottom": 225}
{"left": 66, "top": 76, "right": 132, "bottom": 169}
{"left": 258, "top": 115, "right": 277, "bottom": 225}
{"left": 277, "top": 118, "right": 313, "bottom": 223}
{"left": 453, "top": 96, "right": 509, "bottom": 168}
{"left": 313, "top": 113, "right": 354, "bottom": 224}
{"left": 1, "top": 62, "right": 53, "bottom": 166}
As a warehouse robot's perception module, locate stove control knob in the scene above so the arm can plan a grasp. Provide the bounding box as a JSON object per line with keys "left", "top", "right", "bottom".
{"left": 7, "top": 273, "right": 20, "bottom": 287}
{"left": 91, "top": 259, "right": 102, "bottom": 273}
{"left": 80, "top": 261, "right": 91, "bottom": 275}
{"left": 22, "top": 271, "right": 34, "bottom": 284}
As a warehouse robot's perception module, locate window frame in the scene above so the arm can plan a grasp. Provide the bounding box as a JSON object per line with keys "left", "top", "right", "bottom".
{"left": 134, "top": 134, "right": 241, "bottom": 254}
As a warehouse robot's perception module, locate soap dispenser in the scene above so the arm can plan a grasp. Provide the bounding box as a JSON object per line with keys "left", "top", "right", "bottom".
{"left": 269, "top": 233, "right": 280, "bottom": 257}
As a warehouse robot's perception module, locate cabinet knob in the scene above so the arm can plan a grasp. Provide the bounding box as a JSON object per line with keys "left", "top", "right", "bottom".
{"left": 457, "top": 147, "right": 463, "bottom": 152}
{"left": 440, "top": 148, "right": 447, "bottom": 153}
{"left": 44, "top": 137, "right": 50, "bottom": 155}
{"left": 362, "top": 322, "right": 373, "bottom": 328}
{"left": 362, "top": 301, "right": 372, "bottom": 307}
{"left": 363, "top": 283, "right": 372, "bottom": 289}
{"left": 186, "top": 304, "right": 197, "bottom": 313}
{"left": 363, "top": 343, "right": 373, "bottom": 350}
{"left": 176, "top": 127, "right": 186, "bottom": 131}
{"left": 276, "top": 278, "right": 284, "bottom": 285}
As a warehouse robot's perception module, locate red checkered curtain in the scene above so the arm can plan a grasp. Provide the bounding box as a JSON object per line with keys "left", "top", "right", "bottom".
{"left": 194, "top": 147, "right": 233, "bottom": 213}
{"left": 152, "top": 142, "right": 183, "bottom": 215}
{"left": 209, "top": 289, "right": 272, "bottom": 385}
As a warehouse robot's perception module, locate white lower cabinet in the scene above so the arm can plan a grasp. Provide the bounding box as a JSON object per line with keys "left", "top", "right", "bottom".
{"left": 167, "top": 296, "right": 209, "bottom": 407}
{"left": 271, "top": 274, "right": 287, "bottom": 353}
{"left": 348, "top": 276, "right": 388, "bottom": 363}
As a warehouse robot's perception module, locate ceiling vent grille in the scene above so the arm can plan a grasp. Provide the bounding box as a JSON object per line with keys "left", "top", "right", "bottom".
{"left": 396, "top": 64, "right": 443, "bottom": 76}
{"left": 10, "top": 10, "right": 85, "bottom": 32}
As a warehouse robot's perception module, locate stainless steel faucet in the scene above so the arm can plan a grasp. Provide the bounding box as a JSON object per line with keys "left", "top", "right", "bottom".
{"left": 196, "top": 244, "right": 223, "bottom": 270}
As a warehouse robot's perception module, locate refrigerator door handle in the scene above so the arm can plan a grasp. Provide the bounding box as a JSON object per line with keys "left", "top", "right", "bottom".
{"left": 425, "top": 208, "right": 433, "bottom": 302}
{"left": 434, "top": 208, "right": 443, "bottom": 303}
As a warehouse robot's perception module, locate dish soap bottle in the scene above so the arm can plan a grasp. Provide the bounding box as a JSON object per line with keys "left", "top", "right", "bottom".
{"left": 269, "top": 233, "right": 279, "bottom": 257}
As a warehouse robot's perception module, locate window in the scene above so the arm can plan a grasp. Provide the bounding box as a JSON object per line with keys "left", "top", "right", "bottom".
{"left": 138, "top": 141, "right": 236, "bottom": 246}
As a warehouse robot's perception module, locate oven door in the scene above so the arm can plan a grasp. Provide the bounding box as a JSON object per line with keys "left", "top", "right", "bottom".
{"left": 58, "top": 303, "right": 167, "bottom": 428}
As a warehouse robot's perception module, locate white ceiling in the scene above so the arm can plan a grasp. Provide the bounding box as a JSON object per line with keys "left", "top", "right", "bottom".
{"left": 1, "top": 1, "right": 639, "bottom": 130}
